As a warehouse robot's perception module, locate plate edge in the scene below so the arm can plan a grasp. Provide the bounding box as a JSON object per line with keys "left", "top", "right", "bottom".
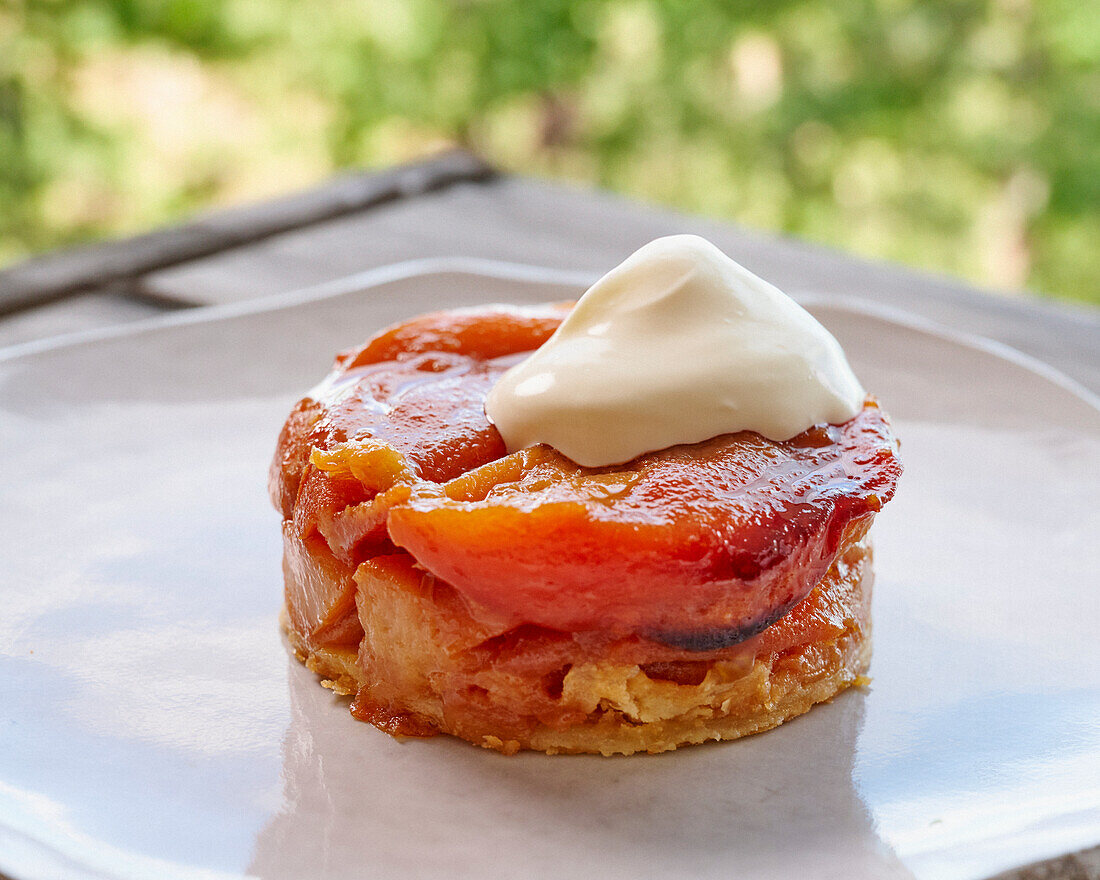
{"left": 2, "top": 257, "right": 1097, "bottom": 421}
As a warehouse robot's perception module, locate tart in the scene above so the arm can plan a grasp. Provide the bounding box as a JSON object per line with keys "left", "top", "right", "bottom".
{"left": 270, "top": 303, "right": 901, "bottom": 755}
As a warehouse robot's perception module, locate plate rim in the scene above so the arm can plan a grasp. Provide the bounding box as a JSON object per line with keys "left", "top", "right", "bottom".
{"left": 1, "top": 257, "right": 1098, "bottom": 420}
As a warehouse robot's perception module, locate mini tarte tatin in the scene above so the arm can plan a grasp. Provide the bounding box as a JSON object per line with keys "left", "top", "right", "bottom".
{"left": 270, "top": 301, "right": 902, "bottom": 755}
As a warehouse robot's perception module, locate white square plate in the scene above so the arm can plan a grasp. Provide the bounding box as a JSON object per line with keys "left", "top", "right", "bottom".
{"left": 1, "top": 260, "right": 1098, "bottom": 880}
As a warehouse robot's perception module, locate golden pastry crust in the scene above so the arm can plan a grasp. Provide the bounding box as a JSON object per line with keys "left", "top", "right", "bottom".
{"left": 282, "top": 537, "right": 873, "bottom": 756}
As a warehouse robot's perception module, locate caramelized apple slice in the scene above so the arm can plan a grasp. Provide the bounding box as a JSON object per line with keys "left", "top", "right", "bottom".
{"left": 386, "top": 401, "right": 900, "bottom": 643}
{"left": 273, "top": 305, "right": 576, "bottom": 649}
{"left": 271, "top": 305, "right": 574, "bottom": 507}
{"left": 338, "top": 302, "right": 571, "bottom": 368}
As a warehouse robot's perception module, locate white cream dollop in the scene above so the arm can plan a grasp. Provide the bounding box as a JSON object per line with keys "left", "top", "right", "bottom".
{"left": 485, "top": 234, "right": 866, "bottom": 467}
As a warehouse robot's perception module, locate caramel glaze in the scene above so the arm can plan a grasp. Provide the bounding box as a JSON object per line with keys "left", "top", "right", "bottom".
{"left": 271, "top": 303, "right": 901, "bottom": 660}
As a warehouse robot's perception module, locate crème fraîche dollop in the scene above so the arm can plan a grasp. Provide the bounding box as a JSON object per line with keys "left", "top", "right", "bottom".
{"left": 486, "top": 235, "right": 865, "bottom": 467}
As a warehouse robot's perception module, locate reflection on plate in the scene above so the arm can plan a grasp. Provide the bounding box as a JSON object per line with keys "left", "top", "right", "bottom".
{"left": 1, "top": 261, "right": 1098, "bottom": 880}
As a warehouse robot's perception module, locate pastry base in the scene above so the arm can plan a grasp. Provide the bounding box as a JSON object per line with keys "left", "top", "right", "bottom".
{"left": 282, "top": 539, "right": 872, "bottom": 756}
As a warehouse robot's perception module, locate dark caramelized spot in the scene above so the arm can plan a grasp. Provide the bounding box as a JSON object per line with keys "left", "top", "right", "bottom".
{"left": 639, "top": 660, "right": 711, "bottom": 687}
{"left": 542, "top": 665, "right": 572, "bottom": 699}
{"left": 647, "top": 598, "right": 801, "bottom": 651}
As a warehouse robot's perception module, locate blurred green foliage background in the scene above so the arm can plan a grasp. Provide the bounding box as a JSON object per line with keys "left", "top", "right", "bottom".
{"left": 1, "top": 0, "right": 1097, "bottom": 303}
